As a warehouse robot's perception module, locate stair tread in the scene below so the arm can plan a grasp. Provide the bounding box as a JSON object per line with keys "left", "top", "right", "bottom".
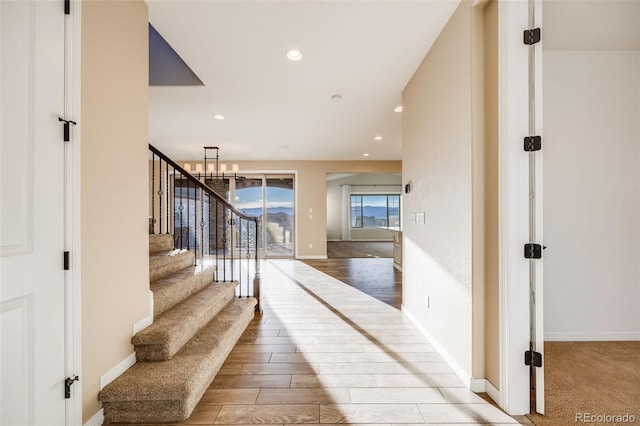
{"left": 133, "top": 281, "right": 238, "bottom": 360}
{"left": 99, "top": 297, "right": 256, "bottom": 422}
{"left": 151, "top": 265, "right": 215, "bottom": 316}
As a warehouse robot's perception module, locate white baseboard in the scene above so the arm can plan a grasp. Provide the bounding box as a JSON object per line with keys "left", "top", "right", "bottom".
{"left": 347, "top": 239, "right": 394, "bottom": 242}
{"left": 545, "top": 331, "right": 640, "bottom": 341}
{"left": 84, "top": 408, "right": 104, "bottom": 426}
{"left": 99, "top": 352, "right": 136, "bottom": 389}
{"left": 470, "top": 378, "right": 486, "bottom": 392}
{"left": 471, "top": 378, "right": 501, "bottom": 405}
{"left": 132, "top": 290, "right": 154, "bottom": 334}
{"left": 296, "top": 255, "right": 328, "bottom": 260}
{"left": 401, "top": 305, "right": 471, "bottom": 388}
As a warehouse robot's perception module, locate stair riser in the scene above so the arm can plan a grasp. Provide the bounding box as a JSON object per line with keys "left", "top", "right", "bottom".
{"left": 135, "top": 287, "right": 235, "bottom": 362}
{"left": 103, "top": 400, "right": 187, "bottom": 424}
{"left": 153, "top": 267, "right": 215, "bottom": 316}
{"left": 149, "top": 234, "right": 174, "bottom": 254}
{"left": 149, "top": 251, "right": 194, "bottom": 281}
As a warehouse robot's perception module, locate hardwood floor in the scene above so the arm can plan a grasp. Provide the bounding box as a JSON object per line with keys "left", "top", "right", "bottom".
{"left": 326, "top": 241, "right": 393, "bottom": 258}
{"left": 302, "top": 257, "right": 402, "bottom": 309}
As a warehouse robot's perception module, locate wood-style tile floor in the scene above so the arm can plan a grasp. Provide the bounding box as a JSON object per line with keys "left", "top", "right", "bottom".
{"left": 113, "top": 260, "right": 519, "bottom": 425}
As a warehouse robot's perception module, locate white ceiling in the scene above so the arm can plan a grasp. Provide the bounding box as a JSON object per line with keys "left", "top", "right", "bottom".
{"left": 147, "top": 1, "right": 460, "bottom": 161}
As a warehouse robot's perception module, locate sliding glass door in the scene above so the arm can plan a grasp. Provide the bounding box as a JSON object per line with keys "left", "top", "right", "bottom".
{"left": 265, "top": 176, "right": 294, "bottom": 257}
{"left": 233, "top": 174, "right": 295, "bottom": 258}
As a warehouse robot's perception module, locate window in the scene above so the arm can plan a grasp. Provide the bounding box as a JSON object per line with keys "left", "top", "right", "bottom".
{"left": 350, "top": 194, "right": 400, "bottom": 229}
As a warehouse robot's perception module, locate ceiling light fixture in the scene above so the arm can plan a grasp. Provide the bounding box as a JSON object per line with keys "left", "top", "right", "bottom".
{"left": 286, "top": 49, "right": 303, "bottom": 61}
{"left": 214, "top": 114, "right": 225, "bottom": 120}
{"left": 363, "top": 153, "right": 370, "bottom": 157}
{"left": 394, "top": 106, "right": 403, "bottom": 112}
{"left": 374, "top": 136, "right": 383, "bottom": 141}
{"left": 183, "top": 147, "right": 240, "bottom": 181}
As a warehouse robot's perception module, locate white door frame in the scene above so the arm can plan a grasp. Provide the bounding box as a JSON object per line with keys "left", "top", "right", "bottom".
{"left": 65, "top": 0, "right": 82, "bottom": 423}
{"left": 497, "top": 0, "right": 543, "bottom": 416}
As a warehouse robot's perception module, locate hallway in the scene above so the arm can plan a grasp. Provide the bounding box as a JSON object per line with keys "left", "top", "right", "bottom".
{"left": 120, "top": 260, "right": 519, "bottom": 425}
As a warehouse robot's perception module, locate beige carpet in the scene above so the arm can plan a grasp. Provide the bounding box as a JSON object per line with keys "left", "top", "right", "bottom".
{"left": 526, "top": 341, "right": 640, "bottom": 425}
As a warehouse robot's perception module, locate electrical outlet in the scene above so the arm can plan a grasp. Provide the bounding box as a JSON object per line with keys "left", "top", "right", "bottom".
{"left": 425, "top": 295, "right": 430, "bottom": 309}
{"left": 309, "top": 243, "right": 313, "bottom": 249}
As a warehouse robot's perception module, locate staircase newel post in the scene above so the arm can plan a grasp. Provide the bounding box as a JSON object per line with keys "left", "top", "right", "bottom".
{"left": 253, "top": 217, "right": 261, "bottom": 312}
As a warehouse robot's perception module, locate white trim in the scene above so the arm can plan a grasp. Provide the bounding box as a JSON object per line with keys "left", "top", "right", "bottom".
{"left": 65, "top": 1, "right": 83, "bottom": 424}
{"left": 347, "top": 238, "right": 394, "bottom": 242}
{"left": 532, "top": 0, "right": 545, "bottom": 414}
{"left": 470, "top": 379, "right": 501, "bottom": 405}
{"left": 99, "top": 353, "right": 136, "bottom": 390}
{"left": 497, "top": 0, "right": 531, "bottom": 416}
{"left": 470, "top": 378, "right": 486, "bottom": 392}
{"left": 132, "top": 290, "right": 154, "bottom": 334}
{"left": 402, "top": 306, "right": 471, "bottom": 388}
{"left": 486, "top": 379, "right": 501, "bottom": 404}
{"left": 83, "top": 408, "right": 104, "bottom": 426}
{"left": 296, "top": 255, "right": 328, "bottom": 260}
{"left": 545, "top": 332, "right": 640, "bottom": 342}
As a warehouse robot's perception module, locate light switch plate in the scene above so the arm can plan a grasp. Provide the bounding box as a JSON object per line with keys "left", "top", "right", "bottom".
{"left": 416, "top": 212, "right": 425, "bottom": 224}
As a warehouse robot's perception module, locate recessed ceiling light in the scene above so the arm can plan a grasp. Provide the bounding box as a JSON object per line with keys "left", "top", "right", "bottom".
{"left": 374, "top": 136, "right": 383, "bottom": 141}
{"left": 394, "top": 106, "right": 403, "bottom": 112}
{"left": 363, "top": 153, "right": 370, "bottom": 157}
{"left": 286, "top": 49, "right": 303, "bottom": 61}
{"left": 214, "top": 114, "right": 225, "bottom": 120}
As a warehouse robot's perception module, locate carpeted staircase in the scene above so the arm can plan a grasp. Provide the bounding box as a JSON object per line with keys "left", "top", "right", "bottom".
{"left": 98, "top": 234, "right": 257, "bottom": 423}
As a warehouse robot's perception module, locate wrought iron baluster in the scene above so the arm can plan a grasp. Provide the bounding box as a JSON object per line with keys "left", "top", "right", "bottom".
{"left": 173, "top": 169, "right": 177, "bottom": 248}
{"left": 246, "top": 219, "right": 251, "bottom": 297}
{"left": 178, "top": 175, "right": 184, "bottom": 250}
{"left": 238, "top": 218, "right": 242, "bottom": 297}
{"left": 222, "top": 207, "right": 227, "bottom": 281}
{"left": 186, "top": 179, "right": 191, "bottom": 251}
{"left": 151, "top": 153, "right": 155, "bottom": 234}
{"left": 158, "top": 158, "right": 163, "bottom": 234}
{"left": 166, "top": 160, "right": 170, "bottom": 234}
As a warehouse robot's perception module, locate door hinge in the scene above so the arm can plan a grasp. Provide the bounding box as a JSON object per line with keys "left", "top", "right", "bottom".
{"left": 524, "top": 243, "right": 542, "bottom": 259}
{"left": 523, "top": 28, "right": 541, "bottom": 45}
{"left": 64, "top": 0, "right": 70, "bottom": 15}
{"left": 524, "top": 136, "right": 542, "bottom": 152}
{"left": 525, "top": 350, "right": 542, "bottom": 367}
{"left": 64, "top": 251, "right": 70, "bottom": 270}
{"left": 64, "top": 376, "right": 79, "bottom": 399}
{"left": 58, "top": 117, "right": 77, "bottom": 142}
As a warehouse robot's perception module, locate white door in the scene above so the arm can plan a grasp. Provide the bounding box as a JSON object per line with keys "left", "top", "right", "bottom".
{"left": 1, "top": 0, "right": 67, "bottom": 424}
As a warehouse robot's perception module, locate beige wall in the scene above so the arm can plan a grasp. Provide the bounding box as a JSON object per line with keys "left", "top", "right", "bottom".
{"left": 178, "top": 160, "right": 401, "bottom": 258}
{"left": 402, "top": 0, "right": 474, "bottom": 380}
{"left": 81, "top": 0, "right": 150, "bottom": 421}
{"left": 402, "top": 0, "right": 498, "bottom": 387}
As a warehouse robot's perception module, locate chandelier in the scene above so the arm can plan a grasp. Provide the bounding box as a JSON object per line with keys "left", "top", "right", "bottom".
{"left": 183, "top": 146, "right": 239, "bottom": 179}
